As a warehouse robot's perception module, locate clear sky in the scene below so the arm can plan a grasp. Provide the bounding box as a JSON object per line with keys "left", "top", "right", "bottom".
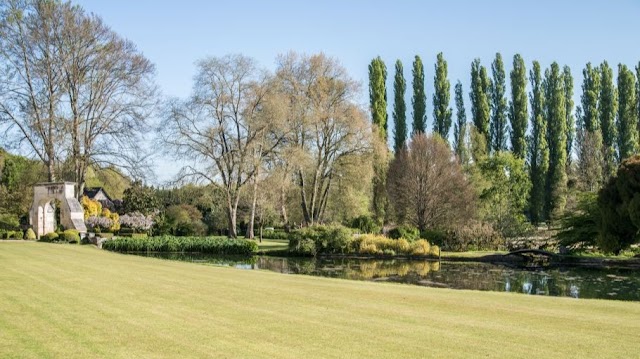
{"left": 74, "top": 0, "right": 640, "bottom": 183}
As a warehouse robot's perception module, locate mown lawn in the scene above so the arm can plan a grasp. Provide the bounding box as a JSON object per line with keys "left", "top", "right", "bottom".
{"left": 0, "top": 242, "right": 638, "bottom": 358}
{"left": 255, "top": 238, "right": 289, "bottom": 252}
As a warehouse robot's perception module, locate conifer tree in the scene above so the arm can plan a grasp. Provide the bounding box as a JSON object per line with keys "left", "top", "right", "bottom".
{"left": 528, "top": 61, "right": 549, "bottom": 224}
{"left": 411, "top": 55, "right": 426, "bottom": 134}
{"left": 368, "top": 57, "right": 388, "bottom": 140}
{"left": 454, "top": 81, "right": 467, "bottom": 163}
{"left": 599, "top": 61, "right": 618, "bottom": 179}
{"left": 489, "top": 53, "right": 508, "bottom": 152}
{"left": 432, "top": 52, "right": 452, "bottom": 140}
{"left": 543, "top": 62, "right": 567, "bottom": 220}
{"left": 393, "top": 60, "right": 407, "bottom": 152}
{"left": 509, "top": 54, "right": 527, "bottom": 159}
{"left": 470, "top": 58, "right": 491, "bottom": 155}
{"left": 563, "top": 66, "right": 575, "bottom": 165}
{"left": 616, "top": 64, "right": 638, "bottom": 161}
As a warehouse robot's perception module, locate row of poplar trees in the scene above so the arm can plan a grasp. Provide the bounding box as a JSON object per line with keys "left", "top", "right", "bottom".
{"left": 369, "top": 53, "right": 640, "bottom": 225}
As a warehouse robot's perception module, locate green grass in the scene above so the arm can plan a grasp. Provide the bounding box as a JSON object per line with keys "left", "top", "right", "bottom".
{"left": 441, "top": 250, "right": 508, "bottom": 258}
{"left": 0, "top": 242, "right": 638, "bottom": 358}
{"left": 255, "top": 238, "right": 289, "bottom": 252}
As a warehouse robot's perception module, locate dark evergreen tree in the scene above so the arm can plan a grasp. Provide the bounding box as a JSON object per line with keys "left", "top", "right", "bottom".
{"left": 563, "top": 66, "right": 575, "bottom": 165}
{"left": 432, "top": 52, "right": 452, "bottom": 141}
{"left": 509, "top": 54, "right": 527, "bottom": 158}
{"left": 616, "top": 64, "right": 638, "bottom": 161}
{"left": 599, "top": 61, "right": 618, "bottom": 179}
{"left": 489, "top": 53, "right": 508, "bottom": 152}
{"left": 392, "top": 60, "right": 407, "bottom": 152}
{"left": 543, "top": 62, "right": 568, "bottom": 221}
{"left": 411, "top": 55, "right": 426, "bottom": 134}
{"left": 528, "top": 61, "right": 549, "bottom": 224}
{"left": 454, "top": 81, "right": 468, "bottom": 163}
{"left": 368, "top": 57, "right": 388, "bottom": 140}
{"left": 470, "top": 58, "right": 491, "bottom": 154}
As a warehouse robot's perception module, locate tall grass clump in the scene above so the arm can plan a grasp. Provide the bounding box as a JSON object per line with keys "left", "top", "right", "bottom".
{"left": 103, "top": 236, "right": 258, "bottom": 255}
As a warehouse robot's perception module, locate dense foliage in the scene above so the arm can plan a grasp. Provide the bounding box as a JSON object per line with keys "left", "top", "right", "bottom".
{"left": 103, "top": 236, "right": 258, "bottom": 255}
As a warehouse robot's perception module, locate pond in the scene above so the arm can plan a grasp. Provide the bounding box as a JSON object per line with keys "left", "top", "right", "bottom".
{"left": 136, "top": 253, "right": 640, "bottom": 301}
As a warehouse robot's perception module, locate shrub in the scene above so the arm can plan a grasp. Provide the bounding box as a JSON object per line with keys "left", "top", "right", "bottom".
{"left": 24, "top": 228, "right": 36, "bottom": 240}
{"left": 102, "top": 236, "right": 258, "bottom": 255}
{"left": 420, "top": 229, "right": 447, "bottom": 245}
{"left": 350, "top": 234, "right": 430, "bottom": 256}
{"left": 8, "top": 230, "right": 23, "bottom": 239}
{"left": 261, "top": 229, "right": 288, "bottom": 240}
{"left": 39, "top": 232, "right": 59, "bottom": 243}
{"left": 555, "top": 192, "right": 599, "bottom": 250}
{"left": 388, "top": 225, "right": 420, "bottom": 241}
{"left": 288, "top": 238, "right": 316, "bottom": 256}
{"left": 86, "top": 216, "right": 114, "bottom": 232}
{"left": 410, "top": 240, "right": 431, "bottom": 255}
{"left": 288, "top": 225, "right": 353, "bottom": 255}
{"left": 350, "top": 215, "right": 381, "bottom": 234}
{"left": 445, "top": 221, "right": 503, "bottom": 251}
{"left": 63, "top": 229, "right": 81, "bottom": 244}
{"left": 120, "top": 212, "right": 154, "bottom": 232}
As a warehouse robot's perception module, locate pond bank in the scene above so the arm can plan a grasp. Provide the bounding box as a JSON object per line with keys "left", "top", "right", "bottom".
{"left": 258, "top": 248, "right": 640, "bottom": 269}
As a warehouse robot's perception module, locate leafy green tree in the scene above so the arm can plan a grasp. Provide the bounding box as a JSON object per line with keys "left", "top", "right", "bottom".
{"left": 597, "top": 155, "right": 640, "bottom": 254}
{"left": 122, "top": 181, "right": 159, "bottom": 215}
{"left": 368, "top": 57, "right": 389, "bottom": 224}
{"left": 411, "top": 55, "right": 426, "bottom": 134}
{"left": 432, "top": 52, "right": 452, "bottom": 140}
{"left": 478, "top": 152, "right": 531, "bottom": 237}
{"left": 616, "top": 64, "right": 638, "bottom": 161}
{"left": 527, "top": 61, "right": 548, "bottom": 224}
{"left": 576, "top": 63, "right": 603, "bottom": 191}
{"left": 509, "top": 54, "right": 527, "bottom": 159}
{"left": 563, "top": 66, "right": 575, "bottom": 165}
{"left": 489, "top": 53, "right": 508, "bottom": 152}
{"left": 393, "top": 60, "right": 407, "bottom": 152}
{"left": 543, "top": 62, "right": 568, "bottom": 221}
{"left": 599, "top": 61, "right": 618, "bottom": 179}
{"left": 581, "top": 63, "right": 601, "bottom": 132}
{"left": 368, "top": 57, "right": 388, "bottom": 141}
{"left": 453, "top": 81, "right": 468, "bottom": 163}
{"left": 470, "top": 58, "right": 490, "bottom": 154}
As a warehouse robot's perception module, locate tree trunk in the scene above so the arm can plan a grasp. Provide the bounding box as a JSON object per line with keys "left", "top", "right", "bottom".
{"left": 246, "top": 172, "right": 259, "bottom": 239}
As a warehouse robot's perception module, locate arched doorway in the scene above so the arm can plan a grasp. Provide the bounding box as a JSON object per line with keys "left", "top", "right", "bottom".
{"left": 29, "top": 182, "right": 87, "bottom": 239}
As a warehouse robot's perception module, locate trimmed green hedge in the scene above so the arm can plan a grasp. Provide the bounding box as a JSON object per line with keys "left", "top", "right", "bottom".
{"left": 102, "top": 236, "right": 258, "bottom": 255}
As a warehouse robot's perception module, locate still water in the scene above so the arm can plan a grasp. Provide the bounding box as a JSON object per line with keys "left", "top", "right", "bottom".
{"left": 137, "top": 253, "right": 640, "bottom": 301}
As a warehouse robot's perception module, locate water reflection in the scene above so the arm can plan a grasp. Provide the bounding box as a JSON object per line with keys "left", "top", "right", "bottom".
{"left": 138, "top": 253, "right": 640, "bottom": 301}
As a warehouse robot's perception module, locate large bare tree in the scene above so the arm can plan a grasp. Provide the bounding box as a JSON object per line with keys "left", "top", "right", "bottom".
{"left": 0, "top": 0, "right": 157, "bottom": 194}
{"left": 160, "top": 54, "right": 282, "bottom": 238}
{"left": 387, "top": 133, "right": 475, "bottom": 231}
{"left": 274, "top": 52, "right": 371, "bottom": 225}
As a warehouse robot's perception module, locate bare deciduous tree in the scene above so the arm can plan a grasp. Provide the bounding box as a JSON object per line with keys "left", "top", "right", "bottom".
{"left": 160, "top": 54, "right": 281, "bottom": 238}
{"left": 0, "top": 0, "right": 157, "bottom": 194}
{"left": 388, "top": 133, "right": 475, "bottom": 231}
{"left": 274, "top": 52, "right": 371, "bottom": 225}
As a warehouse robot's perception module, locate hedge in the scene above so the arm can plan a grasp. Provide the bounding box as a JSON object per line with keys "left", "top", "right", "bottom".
{"left": 102, "top": 236, "right": 258, "bottom": 256}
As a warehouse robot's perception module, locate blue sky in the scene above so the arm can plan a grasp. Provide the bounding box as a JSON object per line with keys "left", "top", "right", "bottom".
{"left": 74, "top": 0, "right": 640, "bottom": 183}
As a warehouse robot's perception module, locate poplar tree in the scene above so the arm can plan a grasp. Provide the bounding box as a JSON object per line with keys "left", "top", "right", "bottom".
{"left": 368, "top": 56, "right": 388, "bottom": 224}
{"left": 576, "top": 63, "right": 603, "bottom": 191}
{"left": 490, "top": 53, "right": 508, "bottom": 152}
{"left": 616, "top": 64, "right": 638, "bottom": 161}
{"left": 636, "top": 62, "right": 640, "bottom": 138}
{"left": 392, "top": 60, "right": 407, "bottom": 152}
{"left": 432, "top": 52, "right": 452, "bottom": 140}
{"left": 509, "top": 54, "right": 527, "bottom": 158}
{"left": 543, "top": 62, "right": 567, "bottom": 220}
{"left": 411, "top": 55, "right": 426, "bottom": 134}
{"left": 563, "top": 66, "right": 575, "bottom": 165}
{"left": 368, "top": 57, "right": 388, "bottom": 140}
{"left": 528, "top": 61, "right": 548, "bottom": 224}
{"left": 470, "top": 58, "right": 490, "bottom": 154}
{"left": 599, "top": 61, "right": 618, "bottom": 179}
{"left": 454, "top": 81, "right": 468, "bottom": 163}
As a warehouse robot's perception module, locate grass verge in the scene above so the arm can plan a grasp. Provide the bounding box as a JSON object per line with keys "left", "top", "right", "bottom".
{"left": 0, "top": 242, "right": 638, "bottom": 358}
